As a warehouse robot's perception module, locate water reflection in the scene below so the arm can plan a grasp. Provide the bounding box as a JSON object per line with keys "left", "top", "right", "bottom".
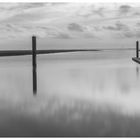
{"left": 136, "top": 65, "right": 140, "bottom": 78}
{"left": 38, "top": 58, "right": 140, "bottom": 116}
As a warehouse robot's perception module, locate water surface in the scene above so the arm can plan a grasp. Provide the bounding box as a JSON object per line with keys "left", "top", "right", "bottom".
{"left": 0, "top": 50, "right": 139, "bottom": 136}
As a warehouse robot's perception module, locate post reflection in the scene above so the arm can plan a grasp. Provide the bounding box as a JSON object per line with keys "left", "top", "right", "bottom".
{"left": 136, "top": 65, "right": 140, "bottom": 78}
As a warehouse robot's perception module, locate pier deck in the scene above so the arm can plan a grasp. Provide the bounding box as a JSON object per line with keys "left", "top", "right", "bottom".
{"left": 132, "top": 57, "right": 140, "bottom": 64}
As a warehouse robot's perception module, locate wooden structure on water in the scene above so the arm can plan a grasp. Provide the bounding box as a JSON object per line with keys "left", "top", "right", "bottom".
{"left": 0, "top": 36, "right": 101, "bottom": 95}
{"left": 32, "top": 36, "right": 37, "bottom": 95}
{"left": 132, "top": 41, "right": 140, "bottom": 64}
{"left": 0, "top": 36, "right": 138, "bottom": 95}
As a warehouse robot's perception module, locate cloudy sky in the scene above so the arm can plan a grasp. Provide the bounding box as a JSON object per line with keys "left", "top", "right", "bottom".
{"left": 0, "top": 2, "right": 140, "bottom": 50}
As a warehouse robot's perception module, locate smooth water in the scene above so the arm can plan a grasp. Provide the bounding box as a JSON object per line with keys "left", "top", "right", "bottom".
{"left": 0, "top": 50, "right": 140, "bottom": 137}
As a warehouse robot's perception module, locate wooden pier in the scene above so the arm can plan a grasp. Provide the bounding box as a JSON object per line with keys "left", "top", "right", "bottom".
{"left": 132, "top": 41, "right": 140, "bottom": 64}
{"left": 132, "top": 57, "right": 140, "bottom": 64}
{"left": 0, "top": 36, "right": 138, "bottom": 95}
{"left": 0, "top": 36, "right": 101, "bottom": 95}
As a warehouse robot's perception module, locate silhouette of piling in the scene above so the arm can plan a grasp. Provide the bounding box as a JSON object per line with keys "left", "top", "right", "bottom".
{"left": 136, "top": 41, "right": 139, "bottom": 58}
{"left": 32, "top": 36, "right": 37, "bottom": 95}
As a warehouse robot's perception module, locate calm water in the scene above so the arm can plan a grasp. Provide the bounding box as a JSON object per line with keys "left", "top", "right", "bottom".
{"left": 0, "top": 50, "right": 140, "bottom": 136}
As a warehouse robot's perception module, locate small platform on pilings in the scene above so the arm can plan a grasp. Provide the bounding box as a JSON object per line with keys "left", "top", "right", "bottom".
{"left": 132, "top": 40, "right": 140, "bottom": 64}
{"left": 132, "top": 57, "right": 140, "bottom": 64}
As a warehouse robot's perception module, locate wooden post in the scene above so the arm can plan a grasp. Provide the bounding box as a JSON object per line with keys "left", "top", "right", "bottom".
{"left": 32, "top": 36, "right": 37, "bottom": 95}
{"left": 136, "top": 41, "right": 139, "bottom": 58}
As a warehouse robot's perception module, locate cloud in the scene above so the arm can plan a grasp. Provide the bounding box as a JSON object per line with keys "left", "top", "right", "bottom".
{"left": 49, "top": 2, "right": 68, "bottom": 6}
{"left": 1, "top": 7, "right": 47, "bottom": 24}
{"left": 0, "top": 3, "right": 47, "bottom": 23}
{"left": 103, "top": 22, "right": 129, "bottom": 31}
{"left": 0, "top": 3, "right": 139, "bottom": 41}
{"left": 0, "top": 3, "right": 46, "bottom": 11}
{"left": 0, "top": 22, "right": 75, "bottom": 39}
{"left": 0, "top": 23, "right": 46, "bottom": 39}
{"left": 21, "top": 3, "right": 46, "bottom": 9}
{"left": 133, "top": 12, "right": 140, "bottom": 16}
{"left": 136, "top": 22, "right": 140, "bottom": 27}
{"left": 68, "top": 23, "right": 84, "bottom": 32}
{"left": 119, "top": 5, "right": 131, "bottom": 15}
{"left": 123, "top": 31, "right": 134, "bottom": 38}
{"left": 112, "top": 29, "right": 140, "bottom": 39}
{"left": 78, "top": 5, "right": 105, "bottom": 18}
{"left": 55, "top": 32, "right": 72, "bottom": 39}
{"left": 123, "top": 31, "right": 140, "bottom": 38}
{"left": 102, "top": 21, "right": 140, "bottom": 39}
{"left": 92, "top": 7, "right": 105, "bottom": 17}
{"left": 83, "top": 33, "right": 97, "bottom": 39}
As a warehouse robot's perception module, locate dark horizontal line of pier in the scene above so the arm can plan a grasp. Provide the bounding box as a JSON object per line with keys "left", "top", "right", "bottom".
{"left": 0, "top": 49, "right": 100, "bottom": 56}
{"left": 0, "top": 48, "right": 135, "bottom": 57}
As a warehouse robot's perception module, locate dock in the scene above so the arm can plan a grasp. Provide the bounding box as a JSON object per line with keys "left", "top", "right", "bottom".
{"left": 132, "top": 57, "right": 140, "bottom": 64}
{"left": 0, "top": 36, "right": 101, "bottom": 95}
{"left": 0, "top": 37, "right": 138, "bottom": 95}
{"left": 132, "top": 41, "right": 140, "bottom": 64}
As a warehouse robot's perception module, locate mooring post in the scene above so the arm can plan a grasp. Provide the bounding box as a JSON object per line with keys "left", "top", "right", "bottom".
{"left": 136, "top": 40, "right": 139, "bottom": 58}
{"left": 32, "top": 36, "right": 37, "bottom": 95}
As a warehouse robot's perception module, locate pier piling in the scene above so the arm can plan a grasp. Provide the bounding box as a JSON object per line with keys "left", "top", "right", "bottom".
{"left": 32, "top": 36, "right": 37, "bottom": 95}
{"left": 136, "top": 41, "right": 139, "bottom": 58}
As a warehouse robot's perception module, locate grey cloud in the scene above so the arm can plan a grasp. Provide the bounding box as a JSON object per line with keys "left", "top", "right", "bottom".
{"left": 104, "top": 25, "right": 116, "bottom": 31}
{"left": 133, "top": 12, "right": 140, "bottom": 16}
{"left": 55, "top": 33, "right": 72, "bottom": 39}
{"left": 21, "top": 3, "right": 46, "bottom": 9}
{"left": 0, "top": 3, "right": 47, "bottom": 24}
{"left": 113, "top": 30, "right": 140, "bottom": 39}
{"left": 0, "top": 3, "right": 19, "bottom": 10}
{"left": 136, "top": 22, "right": 140, "bottom": 26}
{"left": 103, "top": 22, "right": 129, "bottom": 31}
{"left": 123, "top": 31, "right": 140, "bottom": 38}
{"left": 123, "top": 31, "right": 134, "bottom": 38}
{"left": 136, "top": 32, "right": 140, "bottom": 37}
{"left": 2, "top": 23, "right": 85, "bottom": 39}
{"left": 2, "top": 9, "right": 45, "bottom": 24}
{"left": 92, "top": 7, "right": 104, "bottom": 17}
{"left": 83, "top": 33, "right": 97, "bottom": 39}
{"left": 1, "top": 3, "right": 46, "bottom": 11}
{"left": 68, "top": 23, "right": 84, "bottom": 32}
{"left": 0, "top": 23, "right": 38, "bottom": 38}
{"left": 0, "top": 23, "right": 73, "bottom": 39}
{"left": 49, "top": 2, "right": 67, "bottom": 6}
{"left": 119, "top": 5, "right": 131, "bottom": 15}
{"left": 94, "top": 26, "right": 100, "bottom": 31}
{"left": 82, "top": 6, "right": 104, "bottom": 18}
{"left": 102, "top": 21, "right": 138, "bottom": 39}
{"left": 0, "top": 23, "right": 23, "bottom": 33}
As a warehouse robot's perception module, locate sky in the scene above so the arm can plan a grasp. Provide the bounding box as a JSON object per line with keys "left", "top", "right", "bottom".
{"left": 0, "top": 2, "right": 140, "bottom": 49}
